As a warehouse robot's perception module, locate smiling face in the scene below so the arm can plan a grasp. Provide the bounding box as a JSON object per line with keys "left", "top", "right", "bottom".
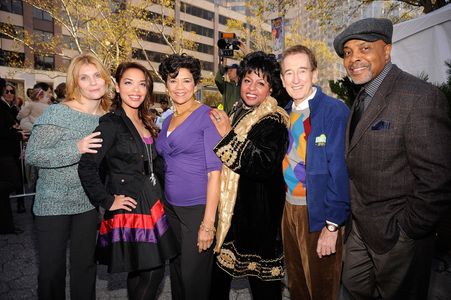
{"left": 166, "top": 68, "right": 196, "bottom": 105}
{"left": 280, "top": 53, "right": 318, "bottom": 105}
{"left": 77, "top": 63, "right": 107, "bottom": 102}
{"left": 116, "top": 68, "right": 147, "bottom": 112}
{"left": 240, "top": 71, "right": 271, "bottom": 107}
{"left": 343, "top": 39, "right": 392, "bottom": 85}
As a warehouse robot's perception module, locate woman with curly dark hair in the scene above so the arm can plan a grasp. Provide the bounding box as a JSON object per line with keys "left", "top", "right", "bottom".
{"left": 78, "top": 62, "right": 177, "bottom": 300}
{"left": 209, "top": 51, "right": 290, "bottom": 299}
{"left": 156, "top": 54, "right": 222, "bottom": 300}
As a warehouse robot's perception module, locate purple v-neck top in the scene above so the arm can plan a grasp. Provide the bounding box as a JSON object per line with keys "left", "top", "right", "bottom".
{"left": 156, "top": 104, "right": 222, "bottom": 206}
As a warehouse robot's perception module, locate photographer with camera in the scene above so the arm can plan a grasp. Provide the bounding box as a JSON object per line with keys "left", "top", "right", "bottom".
{"left": 215, "top": 34, "right": 247, "bottom": 115}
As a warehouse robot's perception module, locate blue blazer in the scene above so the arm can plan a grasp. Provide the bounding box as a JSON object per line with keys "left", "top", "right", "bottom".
{"left": 285, "top": 87, "right": 350, "bottom": 232}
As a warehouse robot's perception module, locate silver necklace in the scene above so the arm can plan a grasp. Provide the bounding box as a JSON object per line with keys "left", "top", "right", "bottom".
{"left": 144, "top": 141, "right": 156, "bottom": 186}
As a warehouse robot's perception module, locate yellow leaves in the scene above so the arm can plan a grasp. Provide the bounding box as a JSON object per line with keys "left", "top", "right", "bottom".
{"left": 4, "top": 0, "right": 199, "bottom": 75}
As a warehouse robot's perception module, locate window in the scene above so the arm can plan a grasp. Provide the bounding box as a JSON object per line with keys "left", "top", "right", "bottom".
{"left": 183, "top": 22, "right": 213, "bottom": 38}
{"left": 0, "top": 23, "right": 23, "bottom": 39}
{"left": 0, "top": 0, "right": 22, "bottom": 15}
{"left": 34, "top": 55, "right": 55, "bottom": 70}
{"left": 33, "top": 30, "right": 53, "bottom": 43}
{"left": 137, "top": 29, "right": 168, "bottom": 45}
{"left": 140, "top": 9, "right": 161, "bottom": 21}
{"left": 200, "top": 60, "right": 213, "bottom": 72}
{"left": 110, "top": 0, "right": 126, "bottom": 13}
{"left": 0, "top": 49, "right": 25, "bottom": 67}
{"left": 180, "top": 3, "right": 214, "bottom": 21}
{"left": 62, "top": 35, "right": 78, "bottom": 50}
{"left": 133, "top": 49, "right": 165, "bottom": 63}
{"left": 61, "top": 58, "right": 71, "bottom": 72}
{"left": 33, "top": 7, "right": 52, "bottom": 21}
{"left": 197, "top": 43, "right": 214, "bottom": 55}
{"left": 219, "top": 15, "right": 228, "bottom": 26}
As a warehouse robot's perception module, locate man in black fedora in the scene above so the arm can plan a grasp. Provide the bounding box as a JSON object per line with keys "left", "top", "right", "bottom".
{"left": 334, "top": 18, "right": 451, "bottom": 299}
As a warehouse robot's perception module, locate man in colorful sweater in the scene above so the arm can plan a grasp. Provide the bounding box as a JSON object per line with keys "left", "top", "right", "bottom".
{"left": 280, "top": 45, "right": 350, "bottom": 300}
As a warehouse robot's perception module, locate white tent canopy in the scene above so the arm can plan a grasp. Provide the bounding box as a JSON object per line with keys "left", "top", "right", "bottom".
{"left": 392, "top": 4, "right": 451, "bottom": 84}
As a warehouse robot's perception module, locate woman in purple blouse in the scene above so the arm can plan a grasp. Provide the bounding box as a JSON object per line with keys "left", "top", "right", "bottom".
{"left": 156, "top": 54, "right": 222, "bottom": 300}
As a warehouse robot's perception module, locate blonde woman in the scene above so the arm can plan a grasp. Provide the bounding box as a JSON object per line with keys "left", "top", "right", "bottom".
{"left": 26, "top": 53, "right": 112, "bottom": 300}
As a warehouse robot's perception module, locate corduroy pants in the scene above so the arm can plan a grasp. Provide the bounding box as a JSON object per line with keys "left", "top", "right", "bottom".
{"left": 281, "top": 203, "right": 342, "bottom": 300}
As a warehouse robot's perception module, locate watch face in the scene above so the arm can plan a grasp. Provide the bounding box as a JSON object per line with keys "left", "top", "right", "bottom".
{"left": 327, "top": 224, "right": 338, "bottom": 232}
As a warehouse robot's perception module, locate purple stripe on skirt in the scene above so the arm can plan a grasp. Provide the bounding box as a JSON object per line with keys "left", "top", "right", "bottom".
{"left": 98, "top": 215, "right": 169, "bottom": 247}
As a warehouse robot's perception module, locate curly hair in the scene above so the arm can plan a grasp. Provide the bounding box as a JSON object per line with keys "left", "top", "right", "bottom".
{"left": 113, "top": 62, "right": 159, "bottom": 137}
{"left": 237, "top": 51, "right": 283, "bottom": 99}
{"left": 158, "top": 53, "right": 201, "bottom": 85}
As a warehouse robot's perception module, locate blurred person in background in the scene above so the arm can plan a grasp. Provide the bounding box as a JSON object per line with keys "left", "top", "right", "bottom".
{"left": 33, "top": 82, "right": 54, "bottom": 104}
{"left": 17, "top": 87, "right": 51, "bottom": 132}
{"left": 155, "top": 97, "right": 172, "bottom": 129}
{"left": 215, "top": 63, "right": 240, "bottom": 115}
{"left": 54, "top": 82, "right": 66, "bottom": 103}
{"left": 2, "top": 82, "right": 20, "bottom": 118}
{"left": 1, "top": 82, "right": 27, "bottom": 214}
{"left": 0, "top": 78, "right": 25, "bottom": 234}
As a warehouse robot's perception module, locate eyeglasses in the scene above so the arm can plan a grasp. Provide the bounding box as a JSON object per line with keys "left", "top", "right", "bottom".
{"left": 5, "top": 89, "right": 15, "bottom": 95}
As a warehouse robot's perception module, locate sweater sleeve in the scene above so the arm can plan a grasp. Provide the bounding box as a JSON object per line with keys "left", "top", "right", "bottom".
{"left": 25, "top": 124, "right": 81, "bottom": 168}
{"left": 215, "top": 65, "right": 226, "bottom": 94}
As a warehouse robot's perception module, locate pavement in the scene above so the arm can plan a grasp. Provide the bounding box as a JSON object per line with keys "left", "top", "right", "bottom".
{"left": 1, "top": 197, "right": 450, "bottom": 299}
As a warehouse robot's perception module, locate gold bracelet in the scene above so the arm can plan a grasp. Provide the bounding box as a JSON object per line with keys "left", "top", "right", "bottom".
{"left": 200, "top": 221, "right": 216, "bottom": 234}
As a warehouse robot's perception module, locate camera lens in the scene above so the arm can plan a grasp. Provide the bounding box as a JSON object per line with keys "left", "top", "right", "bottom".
{"left": 217, "top": 39, "right": 228, "bottom": 49}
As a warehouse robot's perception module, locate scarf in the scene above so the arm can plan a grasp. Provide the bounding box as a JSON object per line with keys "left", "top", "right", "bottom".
{"left": 214, "top": 96, "right": 289, "bottom": 252}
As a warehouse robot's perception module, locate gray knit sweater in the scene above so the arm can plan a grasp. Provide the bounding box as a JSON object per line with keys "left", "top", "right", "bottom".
{"left": 26, "top": 104, "right": 100, "bottom": 216}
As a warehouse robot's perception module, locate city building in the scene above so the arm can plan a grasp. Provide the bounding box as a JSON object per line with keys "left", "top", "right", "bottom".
{"left": 0, "top": 0, "right": 249, "bottom": 98}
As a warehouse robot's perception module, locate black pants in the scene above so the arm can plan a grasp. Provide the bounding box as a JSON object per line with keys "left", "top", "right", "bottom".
{"left": 342, "top": 222, "right": 434, "bottom": 300}
{"left": 127, "top": 266, "right": 165, "bottom": 300}
{"left": 165, "top": 203, "right": 214, "bottom": 300}
{"left": 210, "top": 262, "right": 282, "bottom": 300}
{"left": 0, "top": 190, "right": 14, "bottom": 233}
{"left": 35, "top": 209, "right": 98, "bottom": 300}
{"left": 0, "top": 156, "right": 20, "bottom": 233}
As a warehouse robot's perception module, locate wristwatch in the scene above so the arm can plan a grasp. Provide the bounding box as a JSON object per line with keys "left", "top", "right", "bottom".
{"left": 326, "top": 224, "right": 339, "bottom": 232}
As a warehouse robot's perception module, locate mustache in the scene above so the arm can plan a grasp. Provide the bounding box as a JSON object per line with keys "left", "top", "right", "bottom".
{"left": 349, "top": 63, "right": 370, "bottom": 70}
